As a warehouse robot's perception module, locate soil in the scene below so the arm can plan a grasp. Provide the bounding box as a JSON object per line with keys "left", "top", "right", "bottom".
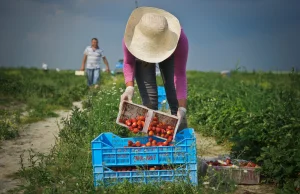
{"left": 0, "top": 102, "right": 82, "bottom": 194}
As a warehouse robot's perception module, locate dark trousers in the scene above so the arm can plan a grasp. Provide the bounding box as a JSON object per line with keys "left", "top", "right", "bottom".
{"left": 135, "top": 56, "right": 187, "bottom": 131}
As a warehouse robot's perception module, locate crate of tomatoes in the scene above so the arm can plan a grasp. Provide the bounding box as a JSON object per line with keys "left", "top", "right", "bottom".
{"left": 201, "top": 158, "right": 261, "bottom": 185}
{"left": 117, "top": 101, "right": 180, "bottom": 141}
{"left": 91, "top": 128, "right": 197, "bottom": 167}
{"left": 93, "top": 163, "right": 197, "bottom": 186}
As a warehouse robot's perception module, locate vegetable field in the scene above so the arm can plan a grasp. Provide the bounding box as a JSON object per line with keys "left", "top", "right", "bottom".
{"left": 0, "top": 68, "right": 299, "bottom": 193}
{"left": 188, "top": 71, "right": 300, "bottom": 193}
{"left": 0, "top": 68, "right": 87, "bottom": 141}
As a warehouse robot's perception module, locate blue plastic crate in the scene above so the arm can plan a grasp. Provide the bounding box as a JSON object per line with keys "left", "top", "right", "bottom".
{"left": 93, "top": 163, "right": 198, "bottom": 186}
{"left": 157, "top": 86, "right": 169, "bottom": 110}
{"left": 157, "top": 86, "right": 166, "bottom": 96}
{"left": 91, "top": 128, "right": 197, "bottom": 166}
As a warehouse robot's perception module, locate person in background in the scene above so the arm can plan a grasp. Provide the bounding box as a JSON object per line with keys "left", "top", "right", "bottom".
{"left": 42, "top": 62, "right": 48, "bottom": 72}
{"left": 80, "top": 38, "right": 110, "bottom": 89}
{"left": 120, "top": 7, "right": 189, "bottom": 131}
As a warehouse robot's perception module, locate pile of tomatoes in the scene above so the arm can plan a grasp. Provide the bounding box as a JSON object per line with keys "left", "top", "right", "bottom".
{"left": 119, "top": 115, "right": 146, "bottom": 134}
{"left": 125, "top": 137, "right": 174, "bottom": 148}
{"left": 120, "top": 115, "right": 176, "bottom": 143}
{"left": 239, "top": 161, "right": 259, "bottom": 168}
{"left": 206, "top": 159, "right": 259, "bottom": 168}
{"left": 206, "top": 158, "right": 233, "bottom": 167}
{"left": 148, "top": 116, "right": 175, "bottom": 142}
{"left": 110, "top": 165, "right": 179, "bottom": 172}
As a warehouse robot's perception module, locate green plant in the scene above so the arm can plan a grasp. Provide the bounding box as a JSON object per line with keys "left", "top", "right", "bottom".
{"left": 187, "top": 70, "right": 300, "bottom": 190}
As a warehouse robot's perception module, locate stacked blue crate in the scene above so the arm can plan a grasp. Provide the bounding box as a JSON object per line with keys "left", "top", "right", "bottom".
{"left": 91, "top": 128, "right": 198, "bottom": 186}
{"left": 157, "top": 86, "right": 169, "bottom": 110}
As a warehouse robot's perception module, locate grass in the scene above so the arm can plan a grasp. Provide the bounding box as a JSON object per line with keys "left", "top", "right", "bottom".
{"left": 9, "top": 72, "right": 237, "bottom": 194}
{"left": 0, "top": 67, "right": 88, "bottom": 141}
{"left": 187, "top": 70, "right": 300, "bottom": 193}
{"left": 3, "top": 68, "right": 300, "bottom": 193}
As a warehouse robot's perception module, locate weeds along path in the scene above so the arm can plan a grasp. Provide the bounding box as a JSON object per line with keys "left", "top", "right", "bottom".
{"left": 195, "top": 132, "right": 230, "bottom": 158}
{"left": 0, "top": 101, "right": 82, "bottom": 194}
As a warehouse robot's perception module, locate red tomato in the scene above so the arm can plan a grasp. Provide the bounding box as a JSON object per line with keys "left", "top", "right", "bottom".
{"left": 132, "top": 122, "right": 137, "bottom": 128}
{"left": 226, "top": 159, "right": 231, "bottom": 165}
{"left": 148, "top": 131, "right": 154, "bottom": 136}
{"left": 162, "top": 141, "right": 168, "bottom": 146}
{"left": 125, "top": 120, "right": 132, "bottom": 126}
{"left": 135, "top": 141, "right": 141, "bottom": 147}
{"left": 137, "top": 120, "right": 142, "bottom": 126}
{"left": 152, "top": 140, "right": 157, "bottom": 146}
{"left": 139, "top": 116, "right": 145, "bottom": 121}
{"left": 128, "top": 140, "right": 133, "bottom": 146}
{"left": 151, "top": 121, "right": 158, "bottom": 126}
{"left": 131, "top": 118, "right": 137, "bottom": 123}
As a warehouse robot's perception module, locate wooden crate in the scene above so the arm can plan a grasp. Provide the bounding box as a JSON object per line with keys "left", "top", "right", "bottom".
{"left": 116, "top": 101, "right": 180, "bottom": 139}
{"left": 200, "top": 159, "right": 261, "bottom": 185}
{"left": 116, "top": 101, "right": 150, "bottom": 133}
{"left": 147, "top": 110, "right": 180, "bottom": 141}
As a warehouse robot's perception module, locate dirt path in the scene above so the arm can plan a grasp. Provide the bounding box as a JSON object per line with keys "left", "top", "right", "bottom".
{"left": 0, "top": 102, "right": 83, "bottom": 194}
{"left": 195, "top": 132, "right": 230, "bottom": 158}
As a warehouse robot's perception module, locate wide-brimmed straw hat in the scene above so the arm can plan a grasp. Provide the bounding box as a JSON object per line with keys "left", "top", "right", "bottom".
{"left": 124, "top": 7, "right": 181, "bottom": 63}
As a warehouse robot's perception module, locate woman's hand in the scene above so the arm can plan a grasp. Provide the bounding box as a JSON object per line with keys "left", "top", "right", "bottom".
{"left": 121, "top": 86, "right": 134, "bottom": 102}
{"left": 177, "top": 107, "right": 187, "bottom": 121}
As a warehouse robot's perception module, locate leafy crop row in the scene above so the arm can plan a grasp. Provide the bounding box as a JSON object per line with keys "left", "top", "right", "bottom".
{"left": 188, "top": 71, "right": 300, "bottom": 192}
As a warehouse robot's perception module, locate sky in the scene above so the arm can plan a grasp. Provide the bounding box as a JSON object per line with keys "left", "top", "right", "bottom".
{"left": 0, "top": 0, "right": 299, "bottom": 72}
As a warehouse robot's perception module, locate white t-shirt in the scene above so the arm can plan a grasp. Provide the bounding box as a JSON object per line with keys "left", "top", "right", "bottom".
{"left": 83, "top": 46, "right": 105, "bottom": 69}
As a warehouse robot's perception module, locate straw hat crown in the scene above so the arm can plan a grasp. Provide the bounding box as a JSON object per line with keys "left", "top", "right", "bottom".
{"left": 124, "top": 7, "right": 181, "bottom": 63}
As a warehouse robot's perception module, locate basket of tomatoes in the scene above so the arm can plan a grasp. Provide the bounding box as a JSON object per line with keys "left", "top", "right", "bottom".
{"left": 117, "top": 101, "right": 180, "bottom": 140}
{"left": 117, "top": 101, "right": 150, "bottom": 133}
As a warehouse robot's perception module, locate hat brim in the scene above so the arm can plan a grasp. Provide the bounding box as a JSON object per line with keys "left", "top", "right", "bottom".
{"left": 124, "top": 7, "right": 181, "bottom": 63}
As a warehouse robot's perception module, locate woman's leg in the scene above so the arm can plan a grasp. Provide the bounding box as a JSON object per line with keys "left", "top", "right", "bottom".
{"left": 159, "top": 56, "right": 188, "bottom": 131}
{"left": 158, "top": 55, "right": 178, "bottom": 115}
{"left": 135, "top": 60, "right": 158, "bottom": 110}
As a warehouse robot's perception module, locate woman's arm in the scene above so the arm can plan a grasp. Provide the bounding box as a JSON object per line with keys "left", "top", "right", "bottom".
{"left": 173, "top": 29, "right": 189, "bottom": 108}
{"left": 122, "top": 40, "right": 136, "bottom": 87}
